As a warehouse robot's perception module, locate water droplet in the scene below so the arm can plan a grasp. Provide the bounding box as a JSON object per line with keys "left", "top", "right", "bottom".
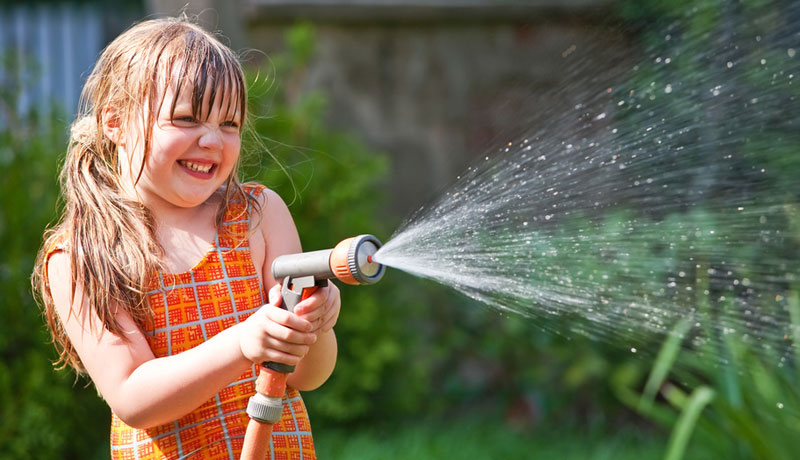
{"left": 630, "top": 347, "right": 637, "bottom": 353}
{"left": 727, "top": 61, "right": 734, "bottom": 68}
{"left": 777, "top": 402, "right": 784, "bottom": 409}
{"left": 664, "top": 84, "right": 673, "bottom": 93}
{"left": 789, "top": 48, "right": 796, "bottom": 58}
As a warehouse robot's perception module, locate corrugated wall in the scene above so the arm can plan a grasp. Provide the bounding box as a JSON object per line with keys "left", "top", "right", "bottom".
{"left": 0, "top": 4, "right": 103, "bottom": 121}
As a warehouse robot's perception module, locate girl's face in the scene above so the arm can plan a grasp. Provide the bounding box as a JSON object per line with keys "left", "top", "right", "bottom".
{"left": 119, "top": 81, "right": 242, "bottom": 214}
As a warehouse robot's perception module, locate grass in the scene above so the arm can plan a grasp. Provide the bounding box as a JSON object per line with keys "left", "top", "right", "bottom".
{"left": 313, "top": 417, "right": 668, "bottom": 460}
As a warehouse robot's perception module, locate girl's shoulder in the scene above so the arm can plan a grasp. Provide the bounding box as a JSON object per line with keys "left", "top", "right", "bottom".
{"left": 237, "top": 182, "right": 295, "bottom": 236}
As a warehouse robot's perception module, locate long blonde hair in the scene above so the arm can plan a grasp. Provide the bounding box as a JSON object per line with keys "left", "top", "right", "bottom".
{"left": 32, "top": 17, "right": 256, "bottom": 374}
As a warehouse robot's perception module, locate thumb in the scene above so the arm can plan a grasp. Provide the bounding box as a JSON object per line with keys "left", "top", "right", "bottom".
{"left": 268, "top": 283, "right": 283, "bottom": 307}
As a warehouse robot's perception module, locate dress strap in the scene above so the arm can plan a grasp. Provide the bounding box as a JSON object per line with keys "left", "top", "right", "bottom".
{"left": 218, "top": 183, "right": 267, "bottom": 249}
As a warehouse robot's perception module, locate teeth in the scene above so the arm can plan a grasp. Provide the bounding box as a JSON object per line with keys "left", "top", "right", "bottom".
{"left": 181, "top": 160, "right": 213, "bottom": 173}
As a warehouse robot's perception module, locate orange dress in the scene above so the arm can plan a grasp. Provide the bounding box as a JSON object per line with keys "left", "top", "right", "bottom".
{"left": 48, "top": 184, "right": 316, "bottom": 460}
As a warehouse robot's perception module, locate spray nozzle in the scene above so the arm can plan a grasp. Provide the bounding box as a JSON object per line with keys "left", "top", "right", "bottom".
{"left": 271, "top": 234, "right": 386, "bottom": 286}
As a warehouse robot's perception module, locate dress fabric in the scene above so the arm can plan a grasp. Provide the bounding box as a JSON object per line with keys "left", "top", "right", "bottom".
{"left": 48, "top": 184, "right": 316, "bottom": 460}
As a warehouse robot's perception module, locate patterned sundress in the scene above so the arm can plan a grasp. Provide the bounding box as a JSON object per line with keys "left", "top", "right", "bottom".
{"left": 47, "top": 184, "right": 316, "bottom": 460}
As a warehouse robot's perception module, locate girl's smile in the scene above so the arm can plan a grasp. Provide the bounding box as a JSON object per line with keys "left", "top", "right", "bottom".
{"left": 178, "top": 159, "right": 215, "bottom": 175}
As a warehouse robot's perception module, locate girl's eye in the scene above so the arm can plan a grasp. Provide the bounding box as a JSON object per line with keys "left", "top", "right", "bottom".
{"left": 221, "top": 120, "right": 240, "bottom": 129}
{"left": 172, "top": 116, "right": 197, "bottom": 126}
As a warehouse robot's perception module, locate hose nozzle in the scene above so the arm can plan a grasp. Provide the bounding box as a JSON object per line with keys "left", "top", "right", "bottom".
{"left": 271, "top": 234, "right": 385, "bottom": 286}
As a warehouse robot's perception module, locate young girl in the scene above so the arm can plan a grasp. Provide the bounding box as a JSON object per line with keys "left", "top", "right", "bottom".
{"left": 32, "top": 17, "right": 340, "bottom": 459}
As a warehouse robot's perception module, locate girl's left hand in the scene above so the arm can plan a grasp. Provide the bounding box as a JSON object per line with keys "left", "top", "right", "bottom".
{"left": 290, "top": 283, "right": 341, "bottom": 335}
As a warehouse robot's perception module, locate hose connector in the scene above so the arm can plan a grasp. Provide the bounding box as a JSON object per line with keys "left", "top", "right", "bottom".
{"left": 246, "top": 393, "right": 284, "bottom": 424}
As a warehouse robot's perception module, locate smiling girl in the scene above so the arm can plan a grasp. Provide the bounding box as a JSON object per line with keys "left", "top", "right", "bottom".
{"left": 32, "top": 17, "right": 339, "bottom": 459}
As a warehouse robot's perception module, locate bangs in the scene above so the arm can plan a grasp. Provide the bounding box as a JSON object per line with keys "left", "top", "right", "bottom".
{"left": 162, "top": 27, "right": 246, "bottom": 125}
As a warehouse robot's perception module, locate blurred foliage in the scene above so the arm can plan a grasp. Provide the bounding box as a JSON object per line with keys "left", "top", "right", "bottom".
{"left": 0, "top": 51, "right": 109, "bottom": 458}
{"left": 610, "top": 0, "right": 800, "bottom": 458}
{"left": 612, "top": 289, "right": 800, "bottom": 459}
{"left": 315, "top": 417, "right": 665, "bottom": 460}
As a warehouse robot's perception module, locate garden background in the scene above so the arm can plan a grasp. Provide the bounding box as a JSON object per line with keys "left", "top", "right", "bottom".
{"left": 2, "top": 0, "right": 799, "bottom": 458}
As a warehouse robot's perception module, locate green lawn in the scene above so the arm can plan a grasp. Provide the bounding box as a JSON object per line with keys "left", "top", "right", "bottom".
{"left": 314, "top": 418, "right": 668, "bottom": 460}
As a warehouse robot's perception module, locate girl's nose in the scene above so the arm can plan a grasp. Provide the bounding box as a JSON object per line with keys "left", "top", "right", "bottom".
{"left": 198, "top": 126, "right": 223, "bottom": 150}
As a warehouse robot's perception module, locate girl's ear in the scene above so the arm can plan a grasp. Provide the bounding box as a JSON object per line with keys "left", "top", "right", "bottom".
{"left": 102, "top": 106, "right": 125, "bottom": 146}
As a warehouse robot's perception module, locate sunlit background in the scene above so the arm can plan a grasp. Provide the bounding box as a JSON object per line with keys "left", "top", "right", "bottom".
{"left": 2, "top": 1, "right": 799, "bottom": 458}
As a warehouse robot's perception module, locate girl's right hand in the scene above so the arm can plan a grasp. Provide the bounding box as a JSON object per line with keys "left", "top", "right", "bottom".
{"left": 239, "top": 284, "right": 318, "bottom": 366}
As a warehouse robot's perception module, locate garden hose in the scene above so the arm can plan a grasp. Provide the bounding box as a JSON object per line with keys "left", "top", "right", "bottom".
{"left": 240, "top": 235, "right": 385, "bottom": 459}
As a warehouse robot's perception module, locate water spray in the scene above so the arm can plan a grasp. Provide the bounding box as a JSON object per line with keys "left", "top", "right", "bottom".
{"left": 240, "top": 234, "right": 385, "bottom": 460}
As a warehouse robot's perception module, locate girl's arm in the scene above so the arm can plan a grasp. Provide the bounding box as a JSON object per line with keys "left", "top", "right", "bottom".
{"left": 257, "top": 188, "right": 341, "bottom": 391}
{"left": 47, "top": 252, "right": 317, "bottom": 429}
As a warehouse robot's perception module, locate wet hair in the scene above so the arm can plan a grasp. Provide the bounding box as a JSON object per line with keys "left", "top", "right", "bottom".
{"left": 32, "top": 16, "right": 256, "bottom": 373}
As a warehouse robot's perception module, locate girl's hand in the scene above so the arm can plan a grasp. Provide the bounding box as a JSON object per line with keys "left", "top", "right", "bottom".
{"left": 292, "top": 283, "right": 341, "bottom": 335}
{"left": 239, "top": 284, "right": 317, "bottom": 366}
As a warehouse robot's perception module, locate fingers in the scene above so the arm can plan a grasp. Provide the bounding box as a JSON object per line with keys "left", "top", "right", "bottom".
{"left": 293, "top": 284, "right": 341, "bottom": 328}
{"left": 313, "top": 291, "right": 340, "bottom": 333}
{"left": 240, "top": 282, "right": 340, "bottom": 366}
{"left": 268, "top": 283, "right": 282, "bottom": 307}
{"left": 253, "top": 339, "right": 311, "bottom": 366}
{"left": 263, "top": 305, "right": 314, "bottom": 336}
{"left": 239, "top": 302, "right": 316, "bottom": 365}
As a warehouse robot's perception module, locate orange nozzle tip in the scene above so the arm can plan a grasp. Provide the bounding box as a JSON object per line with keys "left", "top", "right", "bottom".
{"left": 330, "top": 237, "right": 358, "bottom": 285}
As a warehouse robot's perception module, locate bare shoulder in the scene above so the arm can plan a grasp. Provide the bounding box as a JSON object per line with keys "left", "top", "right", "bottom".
{"left": 46, "top": 250, "right": 73, "bottom": 302}
{"left": 46, "top": 249, "right": 106, "bottom": 337}
{"left": 249, "top": 186, "right": 301, "bottom": 286}
{"left": 244, "top": 186, "right": 291, "bottom": 237}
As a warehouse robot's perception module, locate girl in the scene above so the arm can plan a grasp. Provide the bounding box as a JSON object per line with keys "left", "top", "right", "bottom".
{"left": 32, "top": 17, "right": 340, "bottom": 459}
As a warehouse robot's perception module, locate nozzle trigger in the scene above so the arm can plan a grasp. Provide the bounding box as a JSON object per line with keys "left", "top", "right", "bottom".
{"left": 279, "top": 276, "right": 328, "bottom": 312}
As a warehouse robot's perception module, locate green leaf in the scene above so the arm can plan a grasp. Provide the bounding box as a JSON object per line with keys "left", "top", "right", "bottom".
{"left": 639, "top": 317, "right": 692, "bottom": 413}
{"left": 663, "top": 386, "right": 715, "bottom": 460}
